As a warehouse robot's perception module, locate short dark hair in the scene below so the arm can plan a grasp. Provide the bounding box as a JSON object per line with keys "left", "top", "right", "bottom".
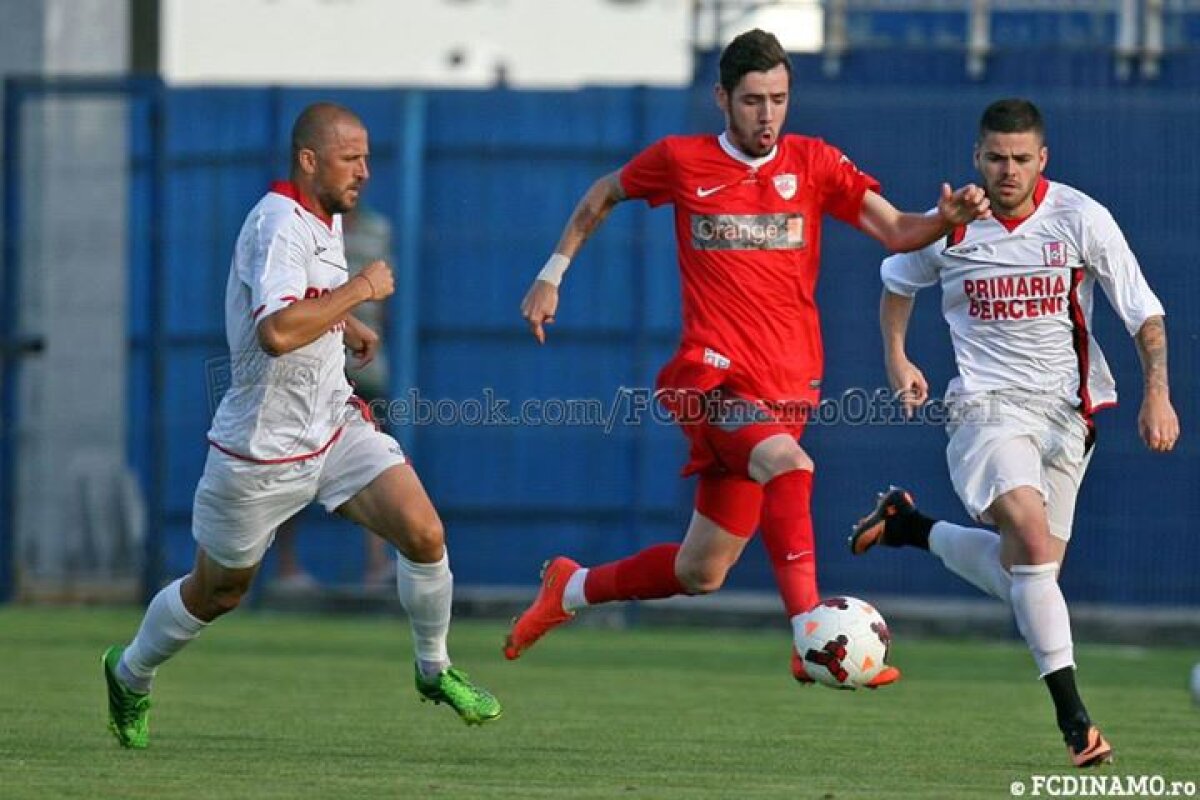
{"left": 979, "top": 98, "right": 1045, "bottom": 143}
{"left": 719, "top": 29, "right": 792, "bottom": 94}
{"left": 291, "top": 102, "right": 363, "bottom": 161}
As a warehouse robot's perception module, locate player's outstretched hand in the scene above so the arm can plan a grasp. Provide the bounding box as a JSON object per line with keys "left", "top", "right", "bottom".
{"left": 885, "top": 354, "right": 929, "bottom": 418}
{"left": 521, "top": 279, "right": 559, "bottom": 344}
{"left": 1138, "top": 392, "right": 1180, "bottom": 453}
{"left": 357, "top": 260, "right": 395, "bottom": 301}
{"left": 938, "top": 182, "right": 991, "bottom": 225}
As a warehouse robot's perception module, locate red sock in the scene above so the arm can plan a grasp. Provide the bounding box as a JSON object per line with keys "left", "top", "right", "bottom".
{"left": 583, "top": 543, "right": 686, "bottom": 605}
{"left": 760, "top": 469, "right": 819, "bottom": 617}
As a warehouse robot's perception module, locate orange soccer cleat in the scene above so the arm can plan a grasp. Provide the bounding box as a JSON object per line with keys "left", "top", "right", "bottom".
{"left": 793, "top": 648, "right": 902, "bottom": 689}
{"left": 863, "top": 664, "right": 902, "bottom": 689}
{"left": 790, "top": 649, "right": 816, "bottom": 684}
{"left": 1066, "top": 725, "right": 1115, "bottom": 768}
{"left": 503, "top": 557, "right": 580, "bottom": 660}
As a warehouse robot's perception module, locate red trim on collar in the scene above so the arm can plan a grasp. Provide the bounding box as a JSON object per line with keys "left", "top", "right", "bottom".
{"left": 269, "top": 180, "right": 333, "bottom": 229}
{"left": 995, "top": 176, "right": 1049, "bottom": 232}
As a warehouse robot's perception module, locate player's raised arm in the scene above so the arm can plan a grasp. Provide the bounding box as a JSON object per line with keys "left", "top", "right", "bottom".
{"left": 521, "top": 171, "right": 627, "bottom": 344}
{"left": 858, "top": 184, "right": 991, "bottom": 253}
{"left": 258, "top": 259, "right": 393, "bottom": 356}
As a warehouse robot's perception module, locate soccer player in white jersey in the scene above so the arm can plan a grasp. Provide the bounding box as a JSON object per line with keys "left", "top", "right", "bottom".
{"left": 102, "top": 103, "right": 500, "bottom": 748}
{"left": 849, "top": 98, "right": 1179, "bottom": 768}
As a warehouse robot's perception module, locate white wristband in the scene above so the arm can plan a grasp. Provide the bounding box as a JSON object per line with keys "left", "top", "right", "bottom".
{"left": 536, "top": 253, "right": 570, "bottom": 287}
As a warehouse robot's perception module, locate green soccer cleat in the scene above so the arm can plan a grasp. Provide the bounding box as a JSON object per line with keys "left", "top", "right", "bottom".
{"left": 415, "top": 664, "right": 502, "bottom": 726}
{"left": 102, "top": 645, "right": 151, "bottom": 749}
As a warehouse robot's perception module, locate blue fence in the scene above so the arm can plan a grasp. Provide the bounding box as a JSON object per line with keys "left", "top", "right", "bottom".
{"left": 4, "top": 45, "right": 1194, "bottom": 607}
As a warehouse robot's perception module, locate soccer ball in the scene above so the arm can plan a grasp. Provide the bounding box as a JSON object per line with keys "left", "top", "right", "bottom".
{"left": 793, "top": 596, "right": 892, "bottom": 690}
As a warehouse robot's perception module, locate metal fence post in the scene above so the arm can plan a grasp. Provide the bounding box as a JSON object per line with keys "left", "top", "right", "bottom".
{"left": 1143, "top": 0, "right": 1165, "bottom": 80}
{"left": 141, "top": 78, "right": 168, "bottom": 605}
{"left": 967, "top": 0, "right": 991, "bottom": 80}
{"left": 0, "top": 79, "right": 25, "bottom": 603}
{"left": 394, "top": 89, "right": 426, "bottom": 459}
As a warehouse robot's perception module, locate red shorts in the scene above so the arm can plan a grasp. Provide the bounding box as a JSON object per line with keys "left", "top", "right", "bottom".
{"left": 656, "top": 349, "right": 817, "bottom": 538}
{"left": 683, "top": 396, "right": 811, "bottom": 537}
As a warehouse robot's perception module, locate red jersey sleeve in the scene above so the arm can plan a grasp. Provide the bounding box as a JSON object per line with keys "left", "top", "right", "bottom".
{"left": 813, "top": 140, "right": 882, "bottom": 228}
{"left": 620, "top": 138, "right": 674, "bottom": 207}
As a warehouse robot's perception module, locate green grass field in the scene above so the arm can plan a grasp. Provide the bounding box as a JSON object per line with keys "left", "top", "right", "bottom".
{"left": 0, "top": 607, "right": 1195, "bottom": 799}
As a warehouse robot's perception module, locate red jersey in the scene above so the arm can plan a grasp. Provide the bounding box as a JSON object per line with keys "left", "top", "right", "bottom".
{"left": 620, "top": 133, "right": 880, "bottom": 403}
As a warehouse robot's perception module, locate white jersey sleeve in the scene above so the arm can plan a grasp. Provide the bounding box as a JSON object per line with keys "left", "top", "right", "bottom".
{"left": 881, "top": 248, "right": 941, "bottom": 297}
{"left": 1083, "top": 202, "right": 1165, "bottom": 336}
{"left": 881, "top": 214, "right": 942, "bottom": 296}
{"left": 244, "top": 207, "right": 311, "bottom": 322}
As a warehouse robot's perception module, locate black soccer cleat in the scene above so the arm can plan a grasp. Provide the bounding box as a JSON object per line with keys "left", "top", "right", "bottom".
{"left": 1065, "top": 724, "right": 1115, "bottom": 768}
{"left": 849, "top": 487, "right": 917, "bottom": 555}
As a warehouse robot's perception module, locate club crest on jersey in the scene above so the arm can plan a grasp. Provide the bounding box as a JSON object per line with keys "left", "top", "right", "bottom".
{"left": 773, "top": 173, "right": 797, "bottom": 200}
{"left": 1043, "top": 241, "right": 1068, "bottom": 267}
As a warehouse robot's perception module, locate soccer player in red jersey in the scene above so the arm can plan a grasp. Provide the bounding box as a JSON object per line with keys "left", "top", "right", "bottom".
{"left": 504, "top": 29, "right": 990, "bottom": 683}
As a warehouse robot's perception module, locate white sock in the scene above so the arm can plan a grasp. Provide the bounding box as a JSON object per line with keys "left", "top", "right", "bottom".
{"left": 118, "top": 577, "right": 208, "bottom": 693}
{"left": 396, "top": 553, "right": 452, "bottom": 677}
{"left": 562, "top": 567, "right": 589, "bottom": 612}
{"left": 1010, "top": 563, "right": 1075, "bottom": 677}
{"left": 928, "top": 521, "right": 1011, "bottom": 603}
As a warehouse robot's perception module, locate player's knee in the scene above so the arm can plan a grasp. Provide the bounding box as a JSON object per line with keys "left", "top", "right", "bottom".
{"left": 1001, "top": 524, "right": 1058, "bottom": 567}
{"left": 676, "top": 560, "right": 727, "bottom": 595}
{"left": 183, "top": 562, "right": 253, "bottom": 621}
{"left": 1018, "top": 537, "right": 1058, "bottom": 566}
{"left": 750, "top": 440, "right": 813, "bottom": 482}
{"left": 211, "top": 584, "right": 249, "bottom": 616}
{"left": 770, "top": 453, "right": 813, "bottom": 479}
{"left": 189, "top": 584, "right": 247, "bottom": 621}
{"left": 398, "top": 516, "right": 445, "bottom": 562}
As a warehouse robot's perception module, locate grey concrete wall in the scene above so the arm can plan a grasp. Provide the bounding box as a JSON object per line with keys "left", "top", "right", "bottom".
{"left": 3, "top": 0, "right": 136, "bottom": 591}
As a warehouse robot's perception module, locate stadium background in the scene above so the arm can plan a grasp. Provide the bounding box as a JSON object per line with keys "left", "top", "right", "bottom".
{"left": 1, "top": 1, "right": 1196, "bottom": 625}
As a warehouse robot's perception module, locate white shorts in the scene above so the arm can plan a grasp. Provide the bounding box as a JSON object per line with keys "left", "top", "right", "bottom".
{"left": 192, "top": 416, "right": 407, "bottom": 568}
{"left": 945, "top": 390, "right": 1093, "bottom": 541}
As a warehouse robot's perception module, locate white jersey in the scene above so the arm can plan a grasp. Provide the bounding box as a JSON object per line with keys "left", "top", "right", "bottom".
{"left": 207, "top": 181, "right": 354, "bottom": 462}
{"left": 881, "top": 179, "right": 1164, "bottom": 413}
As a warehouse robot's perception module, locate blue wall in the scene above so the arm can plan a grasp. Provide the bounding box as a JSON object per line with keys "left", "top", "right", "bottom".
{"left": 126, "top": 51, "right": 1199, "bottom": 606}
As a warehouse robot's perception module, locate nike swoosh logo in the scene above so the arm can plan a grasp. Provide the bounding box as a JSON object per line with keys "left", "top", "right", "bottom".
{"left": 696, "top": 184, "right": 728, "bottom": 198}
{"left": 785, "top": 551, "right": 812, "bottom": 561}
